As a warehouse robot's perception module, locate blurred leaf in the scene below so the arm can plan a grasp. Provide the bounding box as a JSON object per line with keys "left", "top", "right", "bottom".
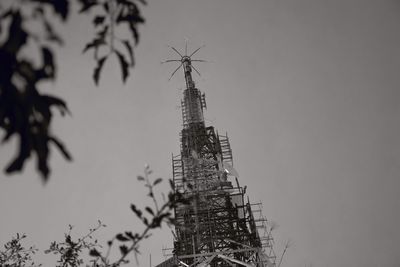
{"left": 125, "top": 231, "right": 137, "bottom": 240}
{"left": 49, "top": 136, "right": 72, "bottom": 161}
{"left": 145, "top": 207, "right": 154, "bottom": 215}
{"left": 129, "top": 22, "right": 140, "bottom": 45}
{"left": 102, "top": 1, "right": 109, "bottom": 12}
{"left": 116, "top": 234, "right": 129, "bottom": 242}
{"left": 93, "top": 56, "right": 107, "bottom": 85}
{"left": 36, "top": 137, "right": 50, "bottom": 180}
{"left": 3, "top": 11, "right": 28, "bottom": 54}
{"left": 130, "top": 204, "right": 142, "bottom": 218}
{"left": 89, "top": 248, "right": 100, "bottom": 257}
{"left": 119, "top": 245, "right": 128, "bottom": 256}
{"left": 39, "top": 46, "right": 55, "bottom": 79}
{"left": 31, "top": 0, "right": 69, "bottom": 21}
{"left": 41, "top": 94, "right": 71, "bottom": 116}
{"left": 5, "top": 138, "right": 30, "bottom": 175}
{"left": 153, "top": 178, "right": 162, "bottom": 186}
{"left": 82, "top": 38, "right": 106, "bottom": 54}
{"left": 115, "top": 51, "right": 129, "bottom": 83}
{"left": 77, "top": 0, "right": 99, "bottom": 13}
{"left": 93, "top": 15, "right": 105, "bottom": 26}
{"left": 121, "top": 40, "right": 134, "bottom": 66}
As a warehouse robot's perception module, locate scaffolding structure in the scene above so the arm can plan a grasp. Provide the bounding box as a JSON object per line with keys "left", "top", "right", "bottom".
{"left": 159, "top": 47, "right": 276, "bottom": 267}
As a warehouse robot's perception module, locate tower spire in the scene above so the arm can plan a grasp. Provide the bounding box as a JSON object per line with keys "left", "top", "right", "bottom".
{"left": 159, "top": 45, "right": 277, "bottom": 267}
{"left": 162, "top": 45, "right": 207, "bottom": 129}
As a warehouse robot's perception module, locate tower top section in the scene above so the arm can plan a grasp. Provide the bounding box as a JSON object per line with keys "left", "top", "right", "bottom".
{"left": 162, "top": 44, "right": 206, "bottom": 89}
{"left": 162, "top": 44, "right": 207, "bottom": 128}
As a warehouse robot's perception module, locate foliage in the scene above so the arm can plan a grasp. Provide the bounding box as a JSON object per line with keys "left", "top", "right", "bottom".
{"left": 88, "top": 165, "right": 186, "bottom": 266}
{"left": 0, "top": 0, "right": 146, "bottom": 181}
{"left": 45, "top": 222, "right": 105, "bottom": 267}
{"left": 0, "top": 233, "right": 41, "bottom": 267}
{"left": 1, "top": 167, "right": 186, "bottom": 266}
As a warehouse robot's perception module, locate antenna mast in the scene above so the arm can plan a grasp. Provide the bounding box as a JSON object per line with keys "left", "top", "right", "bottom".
{"left": 162, "top": 43, "right": 207, "bottom": 130}
{"left": 158, "top": 44, "right": 277, "bottom": 267}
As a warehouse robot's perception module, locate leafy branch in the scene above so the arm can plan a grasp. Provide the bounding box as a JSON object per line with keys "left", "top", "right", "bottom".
{"left": 89, "top": 165, "right": 186, "bottom": 267}
{"left": 0, "top": 233, "right": 41, "bottom": 267}
{"left": 1, "top": 166, "right": 186, "bottom": 267}
{"left": 0, "top": 0, "right": 146, "bottom": 180}
{"left": 79, "top": 0, "right": 146, "bottom": 84}
{"left": 44, "top": 222, "right": 105, "bottom": 267}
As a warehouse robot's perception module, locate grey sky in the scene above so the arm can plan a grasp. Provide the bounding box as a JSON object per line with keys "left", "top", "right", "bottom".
{"left": 1, "top": 1, "right": 400, "bottom": 267}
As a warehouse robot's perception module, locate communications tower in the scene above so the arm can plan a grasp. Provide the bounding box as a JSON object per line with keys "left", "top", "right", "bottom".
{"left": 159, "top": 45, "right": 276, "bottom": 267}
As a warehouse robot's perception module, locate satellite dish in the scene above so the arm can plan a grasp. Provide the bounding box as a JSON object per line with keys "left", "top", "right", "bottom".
{"left": 223, "top": 162, "right": 239, "bottom": 177}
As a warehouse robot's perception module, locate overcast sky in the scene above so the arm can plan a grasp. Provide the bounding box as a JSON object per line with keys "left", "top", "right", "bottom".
{"left": 1, "top": 1, "right": 400, "bottom": 267}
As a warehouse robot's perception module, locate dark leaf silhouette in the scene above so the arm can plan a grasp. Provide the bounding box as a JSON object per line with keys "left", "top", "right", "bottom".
{"left": 82, "top": 37, "right": 106, "bottom": 54}
{"left": 125, "top": 231, "right": 137, "bottom": 240}
{"left": 93, "top": 15, "right": 105, "bottom": 26}
{"left": 93, "top": 56, "right": 107, "bottom": 85}
{"left": 37, "top": 143, "right": 50, "bottom": 181}
{"left": 89, "top": 248, "right": 101, "bottom": 257}
{"left": 119, "top": 245, "right": 128, "bottom": 256}
{"left": 129, "top": 22, "right": 140, "bottom": 45}
{"left": 5, "top": 147, "right": 30, "bottom": 175}
{"left": 116, "top": 234, "right": 129, "bottom": 242}
{"left": 145, "top": 206, "right": 154, "bottom": 215}
{"left": 3, "top": 11, "right": 28, "bottom": 53}
{"left": 115, "top": 51, "right": 129, "bottom": 83}
{"left": 31, "top": 0, "right": 69, "bottom": 21}
{"left": 77, "top": 0, "right": 99, "bottom": 13}
{"left": 122, "top": 40, "right": 134, "bottom": 66}
{"left": 50, "top": 137, "right": 72, "bottom": 161}
{"left": 102, "top": 1, "right": 109, "bottom": 12}
{"left": 153, "top": 178, "right": 162, "bottom": 186}
{"left": 41, "top": 95, "right": 70, "bottom": 116}
{"left": 116, "top": 4, "right": 144, "bottom": 25}
{"left": 130, "top": 204, "right": 142, "bottom": 218}
{"left": 39, "top": 46, "right": 55, "bottom": 79}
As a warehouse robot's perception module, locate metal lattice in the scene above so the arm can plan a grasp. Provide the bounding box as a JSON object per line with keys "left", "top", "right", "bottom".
{"left": 159, "top": 45, "right": 276, "bottom": 267}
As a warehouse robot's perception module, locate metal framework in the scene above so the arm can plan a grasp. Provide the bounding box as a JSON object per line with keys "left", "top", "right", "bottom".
{"left": 158, "top": 46, "right": 276, "bottom": 267}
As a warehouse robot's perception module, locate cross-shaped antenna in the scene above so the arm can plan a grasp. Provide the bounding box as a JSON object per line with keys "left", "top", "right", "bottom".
{"left": 162, "top": 42, "right": 207, "bottom": 81}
